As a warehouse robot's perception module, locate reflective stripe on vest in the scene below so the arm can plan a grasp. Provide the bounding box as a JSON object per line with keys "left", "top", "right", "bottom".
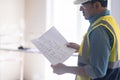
{"left": 76, "top": 16, "right": 120, "bottom": 80}
{"left": 91, "top": 20, "right": 120, "bottom": 69}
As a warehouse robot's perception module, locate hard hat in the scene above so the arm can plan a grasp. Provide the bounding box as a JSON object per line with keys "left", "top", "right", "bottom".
{"left": 74, "top": 0, "right": 92, "bottom": 4}
{"left": 74, "top": 0, "right": 107, "bottom": 5}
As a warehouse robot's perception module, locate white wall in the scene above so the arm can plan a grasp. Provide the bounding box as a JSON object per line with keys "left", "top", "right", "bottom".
{"left": 111, "top": 0, "right": 120, "bottom": 27}
{"left": 0, "top": 0, "right": 24, "bottom": 80}
{"left": 0, "top": 0, "right": 46, "bottom": 80}
{"left": 24, "top": 0, "right": 46, "bottom": 80}
{"left": 24, "top": 0, "right": 46, "bottom": 47}
{"left": 0, "top": 0, "right": 25, "bottom": 49}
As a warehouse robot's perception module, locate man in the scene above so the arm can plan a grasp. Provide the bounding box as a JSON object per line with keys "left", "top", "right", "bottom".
{"left": 51, "top": 0, "right": 120, "bottom": 80}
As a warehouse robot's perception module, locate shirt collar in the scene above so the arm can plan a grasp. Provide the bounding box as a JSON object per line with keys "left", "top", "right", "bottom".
{"left": 89, "top": 10, "right": 110, "bottom": 24}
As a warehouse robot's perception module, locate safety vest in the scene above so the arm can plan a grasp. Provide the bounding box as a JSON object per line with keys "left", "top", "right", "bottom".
{"left": 76, "top": 15, "right": 120, "bottom": 80}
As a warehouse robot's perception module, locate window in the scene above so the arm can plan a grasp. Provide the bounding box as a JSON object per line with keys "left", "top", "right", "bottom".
{"left": 46, "top": 0, "right": 89, "bottom": 80}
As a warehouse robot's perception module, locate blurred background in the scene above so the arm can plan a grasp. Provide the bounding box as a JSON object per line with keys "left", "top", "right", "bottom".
{"left": 0, "top": 0, "right": 120, "bottom": 80}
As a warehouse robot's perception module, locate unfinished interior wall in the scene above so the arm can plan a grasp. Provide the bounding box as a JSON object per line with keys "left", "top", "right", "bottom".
{"left": 24, "top": 0, "right": 46, "bottom": 47}
{"left": 24, "top": 0, "right": 46, "bottom": 80}
{"left": 0, "top": 0, "right": 24, "bottom": 80}
{"left": 0, "top": 0, "right": 46, "bottom": 80}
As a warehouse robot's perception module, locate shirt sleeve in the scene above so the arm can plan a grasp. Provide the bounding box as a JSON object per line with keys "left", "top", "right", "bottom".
{"left": 84, "top": 26, "right": 112, "bottom": 79}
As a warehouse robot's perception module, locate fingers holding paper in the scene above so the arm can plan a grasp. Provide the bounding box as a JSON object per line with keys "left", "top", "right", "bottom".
{"left": 66, "top": 42, "right": 80, "bottom": 52}
{"left": 51, "top": 63, "right": 67, "bottom": 75}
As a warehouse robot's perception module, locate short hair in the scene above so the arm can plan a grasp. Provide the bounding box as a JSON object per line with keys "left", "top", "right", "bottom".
{"left": 91, "top": 0, "right": 108, "bottom": 7}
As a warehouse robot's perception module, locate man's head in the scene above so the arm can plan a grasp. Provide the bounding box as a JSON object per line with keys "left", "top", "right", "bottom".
{"left": 74, "top": 0, "right": 108, "bottom": 7}
{"left": 74, "top": 0, "right": 108, "bottom": 20}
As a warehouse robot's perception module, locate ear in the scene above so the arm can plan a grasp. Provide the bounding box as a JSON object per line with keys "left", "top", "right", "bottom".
{"left": 94, "top": 2, "right": 101, "bottom": 9}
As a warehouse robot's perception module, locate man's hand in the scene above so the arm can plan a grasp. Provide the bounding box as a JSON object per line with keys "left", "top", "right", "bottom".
{"left": 51, "top": 63, "right": 67, "bottom": 75}
{"left": 51, "top": 63, "right": 88, "bottom": 77}
{"left": 66, "top": 42, "right": 80, "bottom": 52}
